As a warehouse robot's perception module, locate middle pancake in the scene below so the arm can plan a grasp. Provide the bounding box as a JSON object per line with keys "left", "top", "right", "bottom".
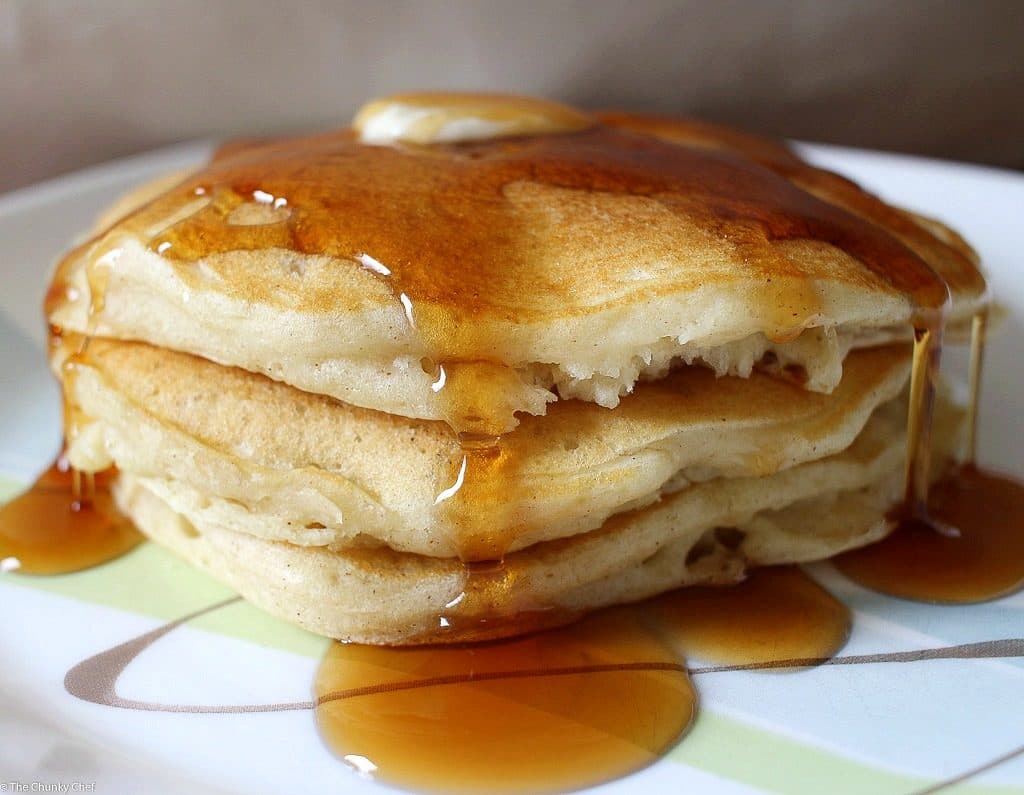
{"left": 58, "top": 338, "right": 911, "bottom": 561}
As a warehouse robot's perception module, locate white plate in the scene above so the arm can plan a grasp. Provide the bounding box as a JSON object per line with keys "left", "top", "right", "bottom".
{"left": 1, "top": 142, "right": 1022, "bottom": 795}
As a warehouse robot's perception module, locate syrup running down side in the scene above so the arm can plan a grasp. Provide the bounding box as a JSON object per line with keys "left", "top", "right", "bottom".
{"left": 836, "top": 464, "right": 1024, "bottom": 603}
{"left": 0, "top": 327, "right": 142, "bottom": 575}
{"left": 900, "top": 317, "right": 946, "bottom": 526}
{"left": 837, "top": 310, "right": 1024, "bottom": 603}
{"left": 0, "top": 452, "right": 140, "bottom": 575}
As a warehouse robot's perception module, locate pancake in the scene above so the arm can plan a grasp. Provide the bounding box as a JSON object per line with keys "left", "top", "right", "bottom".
{"left": 57, "top": 337, "right": 911, "bottom": 560}
{"left": 37, "top": 92, "right": 988, "bottom": 647}
{"left": 110, "top": 394, "right": 962, "bottom": 644}
{"left": 46, "top": 95, "right": 986, "bottom": 435}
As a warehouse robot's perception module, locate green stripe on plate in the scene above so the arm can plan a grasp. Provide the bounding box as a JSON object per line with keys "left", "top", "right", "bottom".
{"left": 673, "top": 711, "right": 1022, "bottom": 794}
{"left": 0, "top": 476, "right": 23, "bottom": 502}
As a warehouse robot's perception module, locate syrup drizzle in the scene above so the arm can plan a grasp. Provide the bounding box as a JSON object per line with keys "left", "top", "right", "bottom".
{"left": 0, "top": 243, "right": 140, "bottom": 575}
{"left": 964, "top": 309, "right": 988, "bottom": 465}
{"left": 836, "top": 310, "right": 1024, "bottom": 603}
{"left": 0, "top": 451, "right": 140, "bottom": 575}
{"left": 900, "top": 317, "right": 947, "bottom": 528}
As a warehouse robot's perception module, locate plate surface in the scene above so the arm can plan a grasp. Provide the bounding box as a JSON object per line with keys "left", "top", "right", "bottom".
{"left": 1, "top": 141, "right": 1023, "bottom": 795}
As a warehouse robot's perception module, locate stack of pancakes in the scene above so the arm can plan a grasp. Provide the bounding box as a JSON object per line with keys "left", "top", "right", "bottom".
{"left": 45, "top": 94, "right": 986, "bottom": 644}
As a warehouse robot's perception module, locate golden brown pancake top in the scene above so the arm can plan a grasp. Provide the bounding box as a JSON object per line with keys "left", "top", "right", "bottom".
{"left": 46, "top": 94, "right": 986, "bottom": 434}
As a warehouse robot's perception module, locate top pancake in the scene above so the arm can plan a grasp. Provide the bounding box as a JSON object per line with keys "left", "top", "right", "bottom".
{"left": 46, "top": 95, "right": 986, "bottom": 434}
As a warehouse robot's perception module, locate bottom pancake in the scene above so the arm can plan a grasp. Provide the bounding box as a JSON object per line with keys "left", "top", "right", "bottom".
{"left": 111, "top": 398, "right": 961, "bottom": 644}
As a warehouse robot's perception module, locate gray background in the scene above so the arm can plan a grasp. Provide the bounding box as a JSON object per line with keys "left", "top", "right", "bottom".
{"left": 2, "top": 0, "right": 1022, "bottom": 192}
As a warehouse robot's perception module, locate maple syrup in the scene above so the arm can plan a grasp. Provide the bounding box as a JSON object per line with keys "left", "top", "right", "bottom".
{"left": 315, "top": 606, "right": 694, "bottom": 794}
{"left": 0, "top": 308, "right": 140, "bottom": 576}
{"left": 964, "top": 310, "right": 987, "bottom": 465}
{"left": 0, "top": 452, "right": 140, "bottom": 575}
{"left": 313, "top": 564, "right": 855, "bottom": 792}
{"left": 650, "top": 565, "right": 851, "bottom": 666}
{"left": 837, "top": 309, "right": 1024, "bottom": 603}
{"left": 900, "top": 317, "right": 946, "bottom": 525}
{"left": 835, "top": 464, "right": 1024, "bottom": 603}
{"left": 441, "top": 433, "right": 524, "bottom": 563}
